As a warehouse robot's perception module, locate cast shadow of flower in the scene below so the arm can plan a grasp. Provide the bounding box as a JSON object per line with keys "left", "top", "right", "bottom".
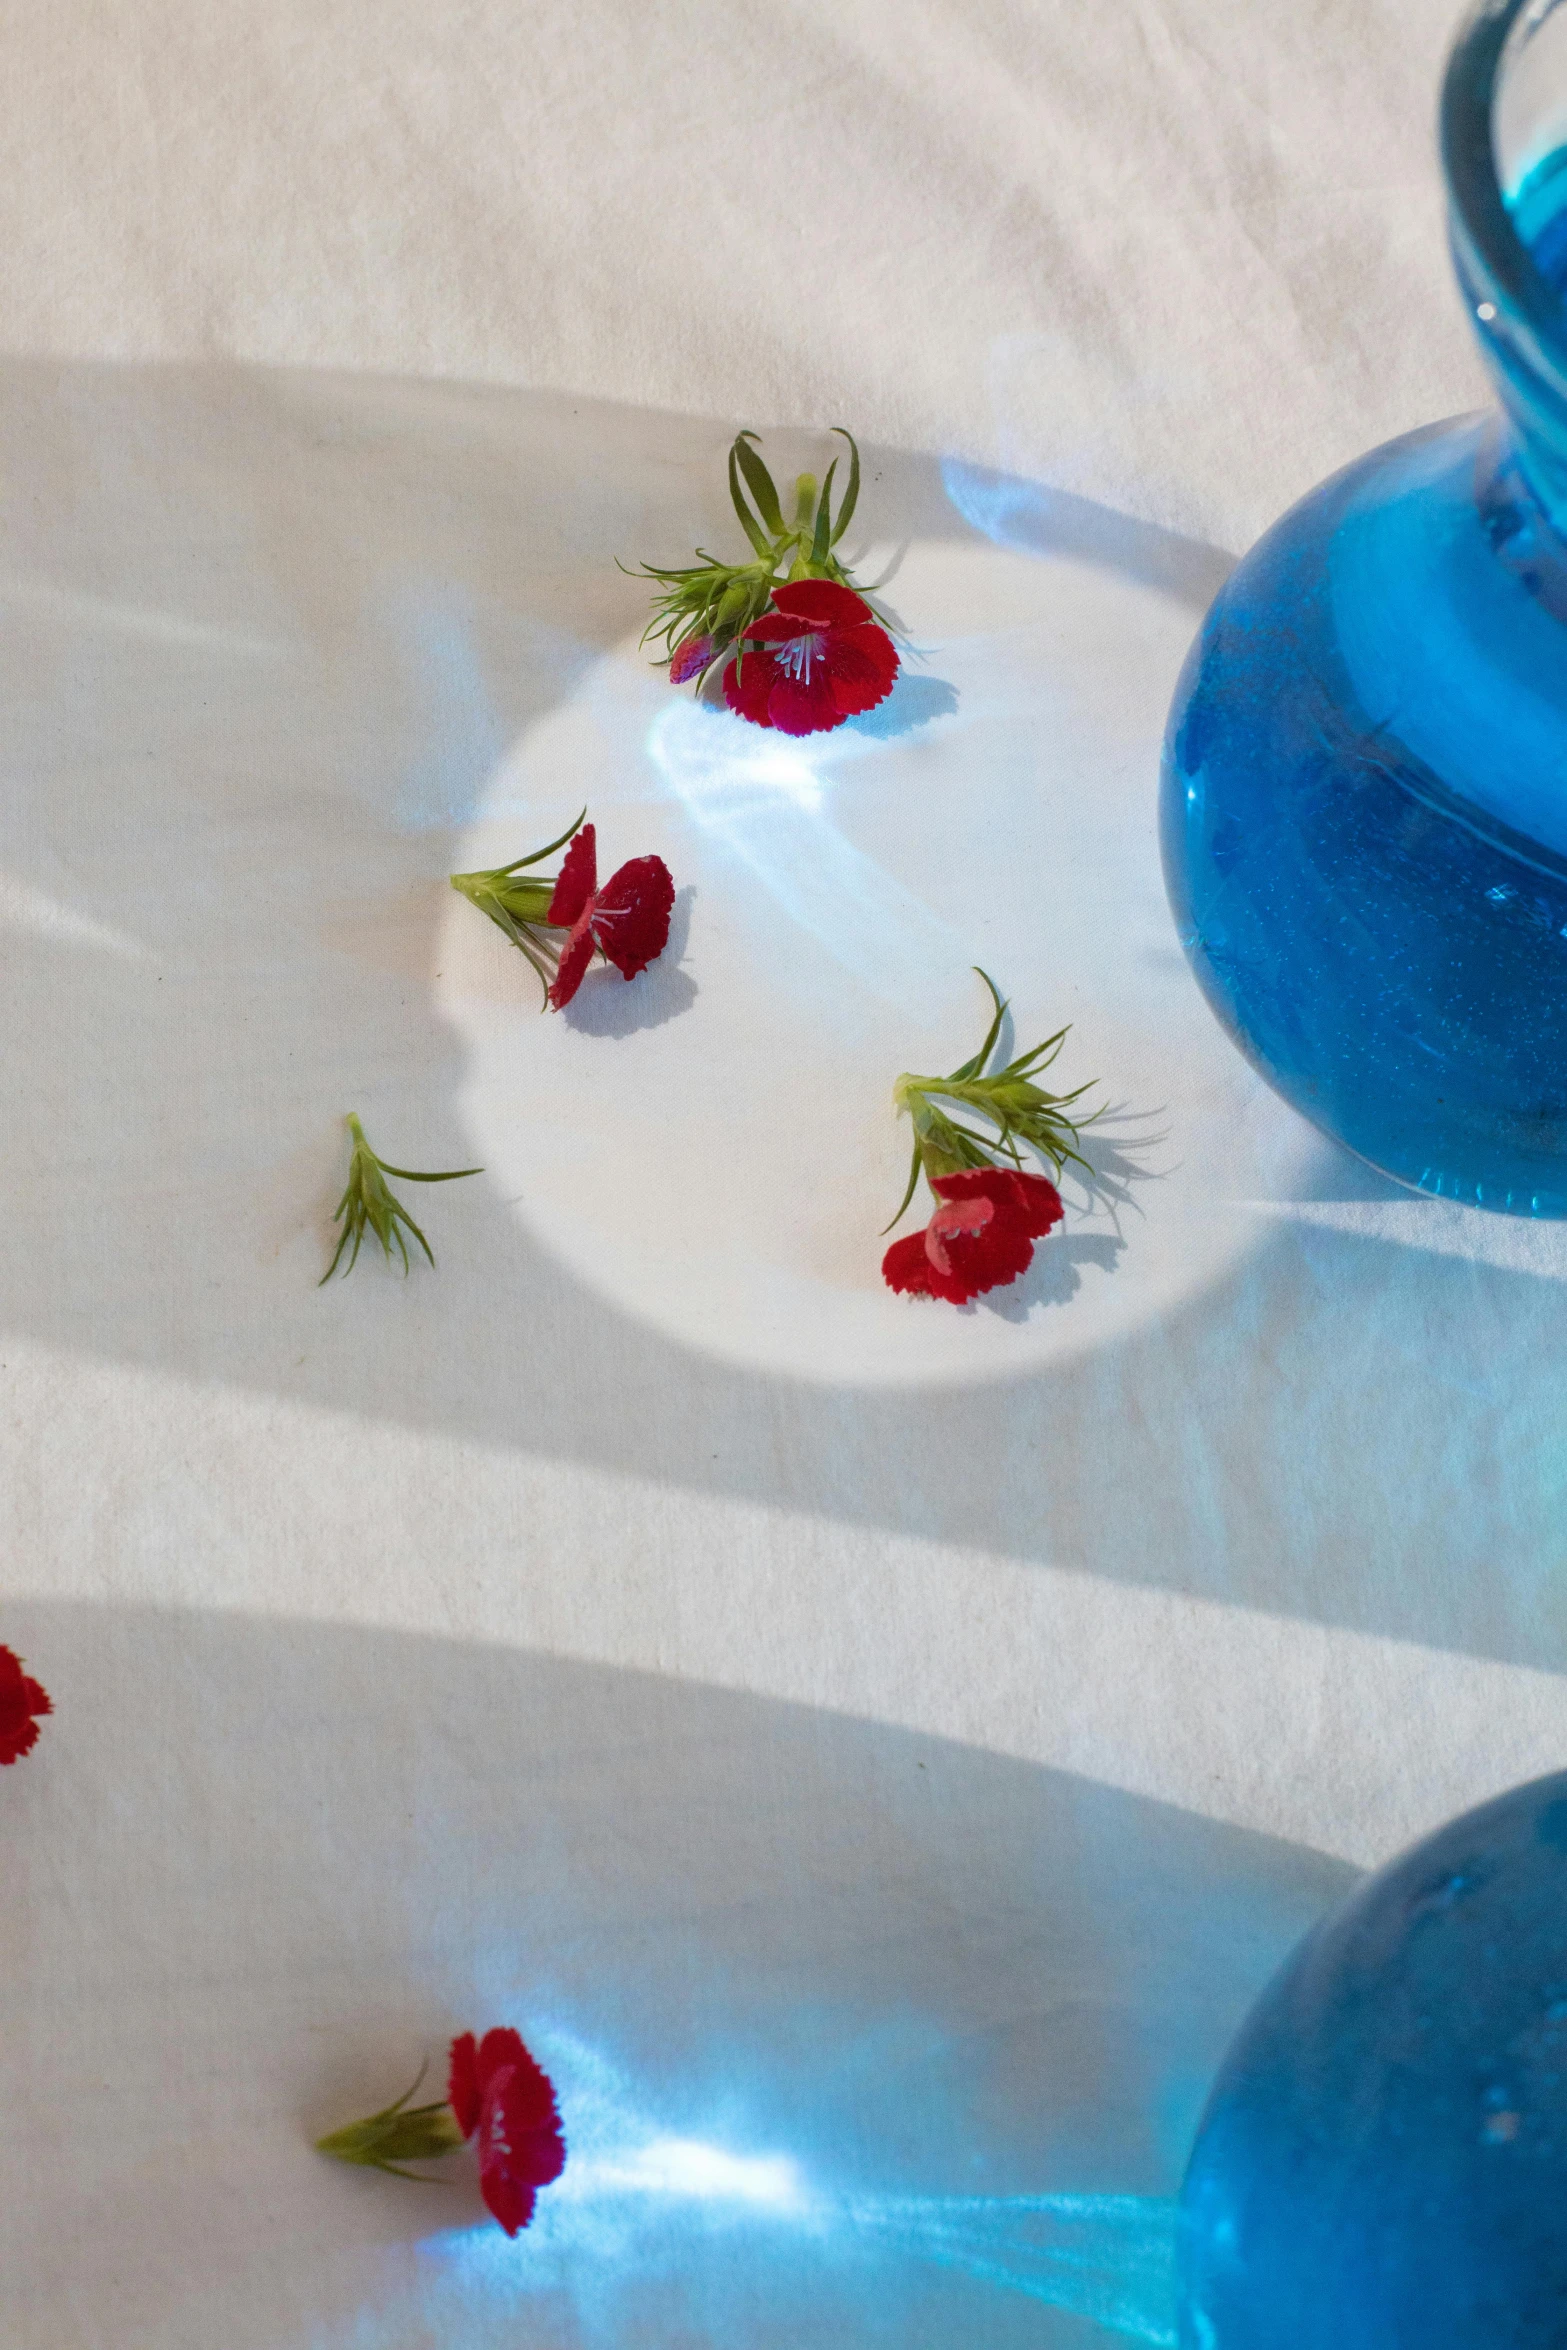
{"left": 984, "top": 1229, "right": 1128, "bottom": 1321}
{"left": 844, "top": 671, "right": 960, "bottom": 739}
{"left": 560, "top": 887, "right": 697, "bottom": 1038}
{"left": 980, "top": 1102, "right": 1171, "bottom": 1324}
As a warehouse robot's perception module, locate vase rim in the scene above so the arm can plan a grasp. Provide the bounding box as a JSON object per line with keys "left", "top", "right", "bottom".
{"left": 1442, "top": 0, "right": 1567, "bottom": 387}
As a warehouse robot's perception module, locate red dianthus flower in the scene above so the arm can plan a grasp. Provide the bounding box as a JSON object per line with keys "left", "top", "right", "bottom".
{"left": 545, "top": 823, "right": 676, "bottom": 1011}
{"left": 0, "top": 1644, "right": 51, "bottom": 1765}
{"left": 723, "top": 581, "right": 899, "bottom": 736}
{"left": 448, "top": 2028, "right": 566, "bottom": 2237}
{"left": 882, "top": 1168, "right": 1064, "bottom": 1305}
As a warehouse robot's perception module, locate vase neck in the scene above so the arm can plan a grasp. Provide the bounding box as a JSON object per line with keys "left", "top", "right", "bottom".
{"left": 1445, "top": 2, "right": 1567, "bottom": 540}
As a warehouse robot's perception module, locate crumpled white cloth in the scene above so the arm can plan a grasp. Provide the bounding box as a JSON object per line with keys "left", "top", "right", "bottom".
{"left": 0, "top": 0, "right": 1485, "bottom": 549}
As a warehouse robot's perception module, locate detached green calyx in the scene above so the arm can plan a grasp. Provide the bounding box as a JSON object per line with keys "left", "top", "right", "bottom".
{"left": 323, "top": 1114, "right": 483, "bottom": 1282}
{"left": 633, "top": 427, "right": 878, "bottom": 688}
{"left": 315, "top": 2068, "right": 464, "bottom": 2182}
{"left": 448, "top": 808, "right": 585, "bottom": 995}
{"left": 887, "top": 970, "right": 1098, "bottom": 1230}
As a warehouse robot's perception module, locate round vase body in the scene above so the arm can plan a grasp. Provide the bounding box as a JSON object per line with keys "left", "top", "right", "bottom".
{"left": 1179, "top": 1771, "right": 1567, "bottom": 2347}
{"left": 1162, "top": 0, "right": 1567, "bottom": 1216}
{"left": 1161, "top": 412, "right": 1567, "bottom": 1214}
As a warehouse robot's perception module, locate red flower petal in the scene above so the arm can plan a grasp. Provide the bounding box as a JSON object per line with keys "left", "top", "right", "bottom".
{"left": 475, "top": 2028, "right": 558, "bottom": 2128}
{"left": 547, "top": 825, "right": 598, "bottom": 928}
{"left": 722, "top": 649, "right": 779, "bottom": 728}
{"left": 769, "top": 579, "right": 875, "bottom": 630}
{"left": 0, "top": 1708, "right": 43, "bottom": 1766}
{"left": 883, "top": 1169, "right": 1064, "bottom": 1305}
{"left": 448, "top": 2033, "right": 482, "bottom": 2138}
{"left": 669, "top": 634, "right": 714, "bottom": 685}
{"left": 881, "top": 1229, "right": 949, "bottom": 1300}
{"left": 546, "top": 919, "right": 596, "bottom": 1010}
{"left": 924, "top": 1190, "right": 996, "bottom": 1278}
{"left": 827, "top": 626, "right": 900, "bottom": 717}
{"left": 475, "top": 2049, "right": 567, "bottom": 2236}
{"left": 766, "top": 666, "right": 846, "bottom": 736}
{"left": 0, "top": 1646, "right": 50, "bottom": 1766}
{"left": 589, "top": 855, "right": 675, "bottom": 980}
{"left": 743, "top": 608, "right": 816, "bottom": 644}
{"left": 935, "top": 1167, "right": 1064, "bottom": 1240}
{"left": 480, "top": 2167, "right": 538, "bottom": 2237}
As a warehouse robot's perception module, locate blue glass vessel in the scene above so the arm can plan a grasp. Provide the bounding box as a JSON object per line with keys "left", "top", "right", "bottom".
{"left": 1161, "top": 0, "right": 1567, "bottom": 1215}
{"left": 1178, "top": 1771, "right": 1567, "bottom": 2346}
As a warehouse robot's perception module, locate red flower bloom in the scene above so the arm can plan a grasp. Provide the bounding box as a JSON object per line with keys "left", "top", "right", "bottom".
{"left": 668, "top": 633, "right": 714, "bottom": 685}
{"left": 448, "top": 2028, "right": 566, "bottom": 2237}
{"left": 545, "top": 822, "right": 676, "bottom": 1011}
{"left": 882, "top": 1168, "right": 1063, "bottom": 1304}
{"left": 722, "top": 581, "right": 899, "bottom": 736}
{"left": 0, "top": 1644, "right": 51, "bottom": 1765}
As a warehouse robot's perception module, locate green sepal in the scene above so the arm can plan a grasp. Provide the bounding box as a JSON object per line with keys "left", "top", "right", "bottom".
{"left": 490, "top": 808, "right": 586, "bottom": 876}
{"left": 881, "top": 1139, "right": 924, "bottom": 1237}
{"left": 728, "top": 443, "right": 775, "bottom": 559}
{"left": 316, "top": 2066, "right": 465, "bottom": 2178}
{"left": 810, "top": 459, "right": 837, "bottom": 567}
{"left": 322, "top": 1115, "right": 483, "bottom": 1283}
{"left": 449, "top": 811, "right": 595, "bottom": 1001}
{"left": 829, "top": 428, "right": 861, "bottom": 545}
{"left": 631, "top": 425, "right": 895, "bottom": 681}
{"left": 733, "top": 431, "right": 787, "bottom": 537}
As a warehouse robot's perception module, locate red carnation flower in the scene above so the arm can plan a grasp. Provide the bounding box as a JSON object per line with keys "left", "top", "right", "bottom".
{"left": 723, "top": 581, "right": 899, "bottom": 736}
{"left": 545, "top": 822, "right": 676, "bottom": 1011}
{"left": 0, "top": 1644, "right": 51, "bottom": 1765}
{"left": 882, "top": 1168, "right": 1063, "bottom": 1305}
{"left": 448, "top": 2028, "right": 566, "bottom": 2237}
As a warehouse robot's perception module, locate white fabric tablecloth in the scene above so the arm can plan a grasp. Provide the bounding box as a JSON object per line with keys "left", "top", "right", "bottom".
{"left": 3, "top": 7, "right": 1560, "bottom": 2346}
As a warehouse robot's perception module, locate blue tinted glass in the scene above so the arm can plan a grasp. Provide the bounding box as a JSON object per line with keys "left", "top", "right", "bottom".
{"left": 1161, "top": 411, "right": 1567, "bottom": 1216}
{"left": 1179, "top": 1774, "right": 1567, "bottom": 2347}
{"left": 1511, "top": 143, "right": 1567, "bottom": 292}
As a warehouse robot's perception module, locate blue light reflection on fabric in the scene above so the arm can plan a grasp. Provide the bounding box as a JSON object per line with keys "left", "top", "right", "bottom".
{"left": 645, "top": 698, "right": 968, "bottom": 1012}
{"left": 939, "top": 457, "right": 1233, "bottom": 610}
{"left": 432, "top": 2030, "right": 1174, "bottom": 2340}
{"left": 318, "top": 2024, "right": 1177, "bottom": 2347}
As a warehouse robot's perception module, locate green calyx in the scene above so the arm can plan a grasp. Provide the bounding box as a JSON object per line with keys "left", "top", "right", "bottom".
{"left": 322, "top": 1115, "right": 484, "bottom": 1283}
{"left": 629, "top": 428, "right": 882, "bottom": 687}
{"left": 449, "top": 807, "right": 586, "bottom": 1000}
{"left": 886, "top": 971, "right": 1098, "bottom": 1232}
{"left": 316, "top": 2066, "right": 465, "bottom": 2182}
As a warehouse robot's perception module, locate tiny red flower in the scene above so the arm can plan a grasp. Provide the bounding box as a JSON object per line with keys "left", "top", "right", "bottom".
{"left": 0, "top": 1645, "right": 51, "bottom": 1765}
{"left": 447, "top": 2028, "right": 566, "bottom": 2237}
{"left": 545, "top": 822, "right": 677, "bottom": 1010}
{"left": 882, "top": 1168, "right": 1063, "bottom": 1305}
{"left": 668, "top": 633, "right": 714, "bottom": 685}
{"left": 723, "top": 581, "right": 899, "bottom": 736}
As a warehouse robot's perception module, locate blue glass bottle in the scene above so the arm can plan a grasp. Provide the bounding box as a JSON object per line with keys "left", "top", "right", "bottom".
{"left": 1161, "top": 0, "right": 1567, "bottom": 1215}
{"left": 1178, "top": 1770, "right": 1567, "bottom": 2346}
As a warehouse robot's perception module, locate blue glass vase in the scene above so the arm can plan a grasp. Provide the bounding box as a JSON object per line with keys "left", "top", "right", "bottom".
{"left": 1178, "top": 1770, "right": 1567, "bottom": 2346}
{"left": 1161, "top": 0, "right": 1567, "bottom": 1215}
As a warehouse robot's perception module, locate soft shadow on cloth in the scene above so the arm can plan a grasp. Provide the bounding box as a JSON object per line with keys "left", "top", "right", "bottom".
{"left": 0, "top": 1601, "right": 1354, "bottom": 2350}
{"left": 1, "top": 358, "right": 1565, "bottom": 1674}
